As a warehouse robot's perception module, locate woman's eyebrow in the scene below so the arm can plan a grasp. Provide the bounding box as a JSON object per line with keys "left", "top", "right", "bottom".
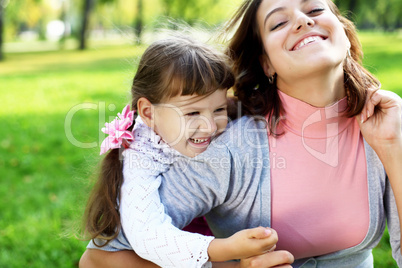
{"left": 263, "top": 0, "right": 315, "bottom": 27}
{"left": 264, "top": 7, "right": 285, "bottom": 27}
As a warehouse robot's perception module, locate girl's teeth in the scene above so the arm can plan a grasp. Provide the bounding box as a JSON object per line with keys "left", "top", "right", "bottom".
{"left": 191, "top": 138, "right": 208, "bottom": 144}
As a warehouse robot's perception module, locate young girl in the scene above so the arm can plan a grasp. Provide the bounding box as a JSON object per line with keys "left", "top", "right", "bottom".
{"left": 82, "top": 35, "right": 277, "bottom": 268}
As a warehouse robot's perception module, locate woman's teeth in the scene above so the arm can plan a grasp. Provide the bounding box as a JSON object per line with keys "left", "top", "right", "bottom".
{"left": 190, "top": 138, "right": 208, "bottom": 144}
{"left": 293, "top": 36, "right": 323, "bottom": 50}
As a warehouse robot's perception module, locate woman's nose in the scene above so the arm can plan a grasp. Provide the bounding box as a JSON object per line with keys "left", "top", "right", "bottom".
{"left": 293, "top": 12, "right": 315, "bottom": 31}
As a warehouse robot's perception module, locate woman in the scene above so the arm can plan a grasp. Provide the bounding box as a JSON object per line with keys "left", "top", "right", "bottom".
{"left": 80, "top": 0, "right": 402, "bottom": 267}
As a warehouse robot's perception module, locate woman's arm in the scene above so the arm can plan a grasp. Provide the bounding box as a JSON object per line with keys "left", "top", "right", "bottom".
{"left": 358, "top": 89, "right": 402, "bottom": 254}
{"left": 79, "top": 249, "right": 158, "bottom": 268}
{"left": 79, "top": 248, "right": 294, "bottom": 268}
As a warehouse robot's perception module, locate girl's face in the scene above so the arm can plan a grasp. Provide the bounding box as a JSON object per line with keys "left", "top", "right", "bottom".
{"left": 257, "top": 0, "right": 350, "bottom": 83}
{"left": 152, "top": 89, "right": 228, "bottom": 158}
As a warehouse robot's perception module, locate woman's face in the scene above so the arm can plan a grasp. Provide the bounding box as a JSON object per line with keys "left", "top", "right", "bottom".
{"left": 257, "top": 0, "right": 350, "bottom": 82}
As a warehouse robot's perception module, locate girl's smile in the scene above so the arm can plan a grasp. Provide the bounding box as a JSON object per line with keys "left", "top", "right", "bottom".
{"left": 152, "top": 89, "right": 228, "bottom": 158}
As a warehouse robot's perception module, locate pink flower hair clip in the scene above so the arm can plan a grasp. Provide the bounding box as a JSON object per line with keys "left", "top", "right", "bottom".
{"left": 100, "top": 104, "right": 135, "bottom": 155}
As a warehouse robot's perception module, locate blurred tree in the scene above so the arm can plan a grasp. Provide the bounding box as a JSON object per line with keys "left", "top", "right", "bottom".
{"left": 157, "top": 0, "right": 238, "bottom": 26}
{"left": 93, "top": 0, "right": 144, "bottom": 44}
{"left": 134, "top": 0, "right": 143, "bottom": 43}
{"left": 336, "top": 0, "right": 402, "bottom": 30}
{"left": 79, "top": 0, "right": 93, "bottom": 50}
{"left": 0, "top": 0, "right": 4, "bottom": 61}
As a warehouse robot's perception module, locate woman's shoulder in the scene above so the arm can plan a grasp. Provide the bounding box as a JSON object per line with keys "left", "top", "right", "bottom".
{"left": 215, "top": 115, "right": 269, "bottom": 148}
{"left": 187, "top": 116, "right": 269, "bottom": 164}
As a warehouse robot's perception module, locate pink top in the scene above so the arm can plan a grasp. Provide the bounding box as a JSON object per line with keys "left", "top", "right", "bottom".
{"left": 268, "top": 90, "right": 369, "bottom": 259}
{"left": 182, "top": 217, "right": 214, "bottom": 236}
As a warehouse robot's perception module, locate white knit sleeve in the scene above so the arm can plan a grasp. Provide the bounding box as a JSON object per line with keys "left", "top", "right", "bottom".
{"left": 120, "top": 120, "right": 214, "bottom": 268}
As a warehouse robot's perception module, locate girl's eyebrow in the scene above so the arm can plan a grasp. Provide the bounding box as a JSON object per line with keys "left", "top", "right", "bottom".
{"left": 182, "top": 101, "right": 228, "bottom": 111}
{"left": 263, "top": 0, "right": 314, "bottom": 27}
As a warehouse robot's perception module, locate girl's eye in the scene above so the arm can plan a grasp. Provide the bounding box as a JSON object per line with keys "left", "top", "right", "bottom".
{"left": 186, "top": 111, "right": 200, "bottom": 116}
{"left": 308, "top": 8, "right": 324, "bottom": 15}
{"left": 215, "top": 107, "right": 227, "bottom": 113}
{"left": 271, "top": 21, "right": 287, "bottom": 31}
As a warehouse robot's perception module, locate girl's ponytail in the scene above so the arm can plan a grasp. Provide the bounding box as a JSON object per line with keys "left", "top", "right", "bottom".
{"left": 83, "top": 106, "right": 135, "bottom": 246}
{"left": 83, "top": 149, "right": 123, "bottom": 246}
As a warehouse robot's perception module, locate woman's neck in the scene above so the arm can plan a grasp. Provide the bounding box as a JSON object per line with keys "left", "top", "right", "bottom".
{"left": 277, "top": 66, "right": 345, "bottom": 107}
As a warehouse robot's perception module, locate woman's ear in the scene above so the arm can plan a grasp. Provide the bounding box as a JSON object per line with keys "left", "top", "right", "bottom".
{"left": 259, "top": 54, "right": 275, "bottom": 78}
{"left": 137, "top": 97, "right": 153, "bottom": 128}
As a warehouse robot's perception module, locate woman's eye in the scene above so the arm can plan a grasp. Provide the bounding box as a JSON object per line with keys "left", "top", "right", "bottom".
{"left": 186, "top": 111, "right": 200, "bottom": 116}
{"left": 308, "top": 8, "right": 324, "bottom": 15}
{"left": 271, "top": 21, "right": 286, "bottom": 31}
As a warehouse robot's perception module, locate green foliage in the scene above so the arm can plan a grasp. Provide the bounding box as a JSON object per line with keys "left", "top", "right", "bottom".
{"left": 0, "top": 32, "right": 401, "bottom": 267}
{"left": 336, "top": 0, "right": 402, "bottom": 30}
{"left": 359, "top": 31, "right": 402, "bottom": 95}
{"left": 3, "top": 0, "right": 242, "bottom": 42}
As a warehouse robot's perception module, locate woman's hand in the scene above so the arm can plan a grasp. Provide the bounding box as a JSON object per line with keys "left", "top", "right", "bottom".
{"left": 358, "top": 89, "right": 402, "bottom": 255}
{"left": 211, "top": 250, "right": 294, "bottom": 268}
{"left": 358, "top": 89, "right": 402, "bottom": 154}
{"left": 238, "top": 250, "right": 294, "bottom": 268}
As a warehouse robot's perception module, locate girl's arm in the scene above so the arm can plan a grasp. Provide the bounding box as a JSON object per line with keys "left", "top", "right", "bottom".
{"left": 358, "top": 89, "right": 402, "bottom": 255}
{"left": 121, "top": 124, "right": 213, "bottom": 267}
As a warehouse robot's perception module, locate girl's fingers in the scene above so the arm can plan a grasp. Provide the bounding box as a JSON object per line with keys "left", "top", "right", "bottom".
{"left": 249, "top": 226, "right": 273, "bottom": 239}
{"left": 267, "top": 244, "right": 276, "bottom": 252}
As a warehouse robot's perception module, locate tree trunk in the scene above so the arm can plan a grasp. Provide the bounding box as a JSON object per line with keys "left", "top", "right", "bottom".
{"left": 348, "top": 0, "right": 358, "bottom": 14}
{"left": 79, "top": 0, "right": 93, "bottom": 50}
{"left": 134, "top": 0, "right": 143, "bottom": 44}
{"left": 59, "top": 0, "right": 67, "bottom": 49}
{"left": 0, "top": 0, "right": 4, "bottom": 61}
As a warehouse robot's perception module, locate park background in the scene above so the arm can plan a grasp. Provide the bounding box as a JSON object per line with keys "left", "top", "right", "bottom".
{"left": 0, "top": 0, "right": 401, "bottom": 267}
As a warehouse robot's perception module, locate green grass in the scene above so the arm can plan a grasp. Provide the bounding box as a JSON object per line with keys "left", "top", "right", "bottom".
{"left": 0, "top": 45, "right": 146, "bottom": 267}
{"left": 1, "top": 32, "right": 401, "bottom": 267}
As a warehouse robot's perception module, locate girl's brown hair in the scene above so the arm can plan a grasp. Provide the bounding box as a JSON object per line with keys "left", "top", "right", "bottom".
{"left": 82, "top": 35, "right": 235, "bottom": 246}
{"left": 224, "top": 0, "right": 380, "bottom": 133}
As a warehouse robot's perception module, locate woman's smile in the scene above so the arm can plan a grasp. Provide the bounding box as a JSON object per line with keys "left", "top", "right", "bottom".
{"left": 291, "top": 34, "right": 326, "bottom": 51}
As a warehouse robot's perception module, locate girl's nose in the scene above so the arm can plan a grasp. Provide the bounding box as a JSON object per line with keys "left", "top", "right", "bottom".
{"left": 198, "top": 114, "right": 218, "bottom": 135}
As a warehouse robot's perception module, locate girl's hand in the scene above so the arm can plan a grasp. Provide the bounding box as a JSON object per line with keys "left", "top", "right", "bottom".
{"left": 357, "top": 89, "right": 402, "bottom": 155}
{"left": 228, "top": 227, "right": 278, "bottom": 259}
{"left": 208, "top": 227, "right": 279, "bottom": 262}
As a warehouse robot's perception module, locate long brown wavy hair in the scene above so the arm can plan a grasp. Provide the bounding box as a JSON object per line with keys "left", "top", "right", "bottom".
{"left": 224, "top": 0, "right": 380, "bottom": 133}
{"left": 82, "top": 35, "right": 235, "bottom": 246}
